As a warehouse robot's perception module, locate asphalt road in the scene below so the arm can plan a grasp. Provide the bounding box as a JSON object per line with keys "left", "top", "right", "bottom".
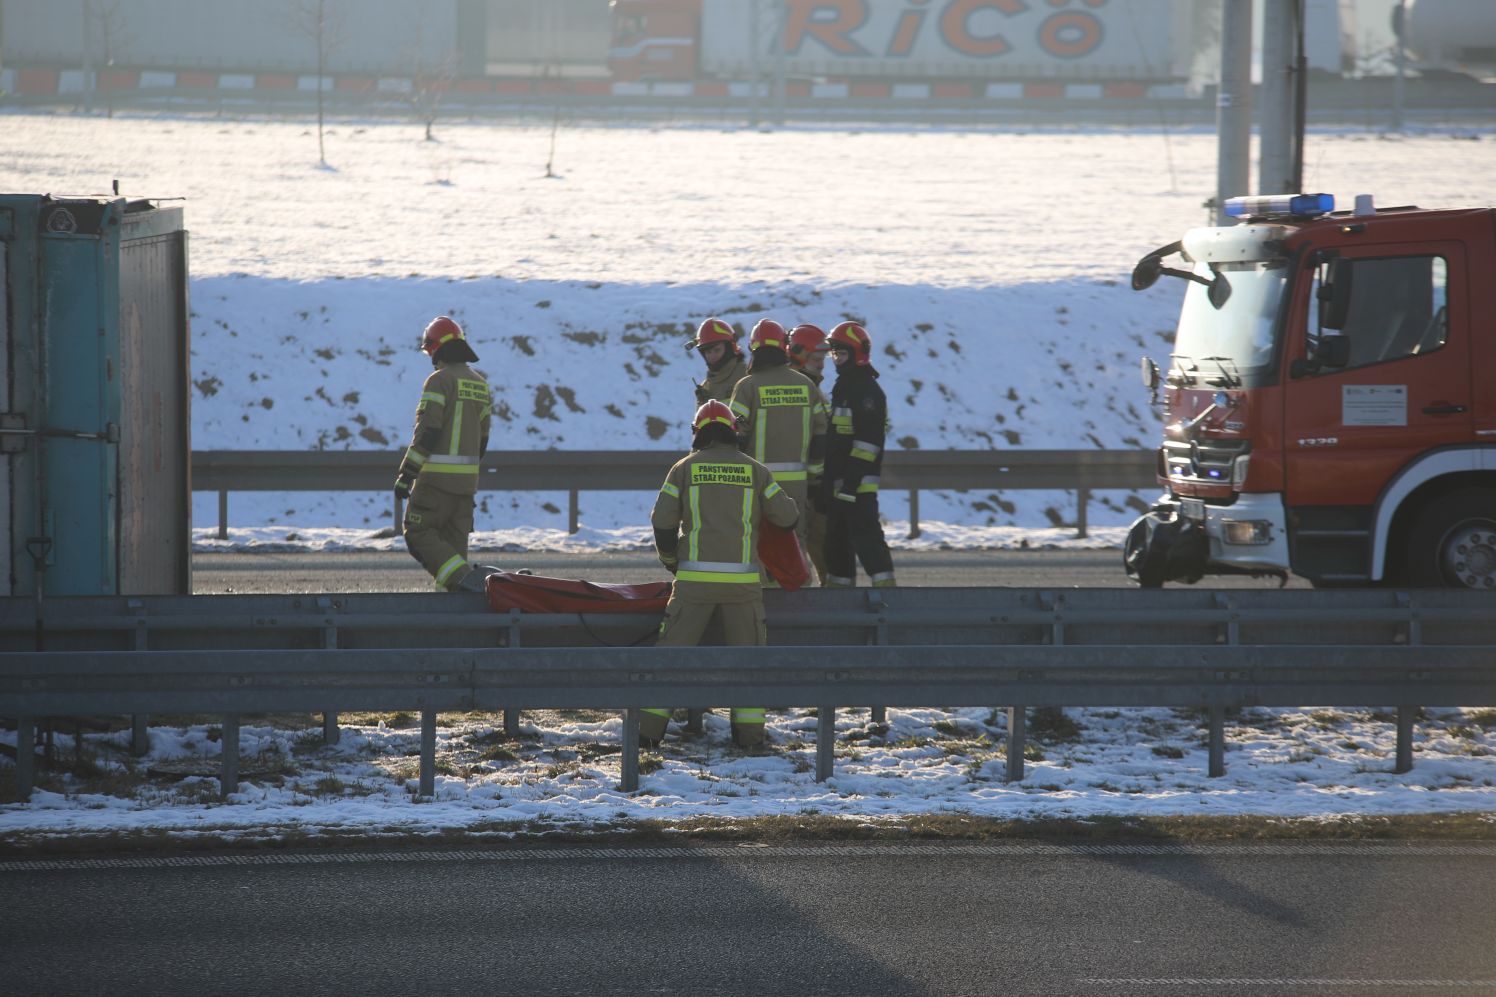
{"left": 191, "top": 549, "right": 1312, "bottom": 593}
{"left": 5, "top": 843, "right": 1493, "bottom": 995}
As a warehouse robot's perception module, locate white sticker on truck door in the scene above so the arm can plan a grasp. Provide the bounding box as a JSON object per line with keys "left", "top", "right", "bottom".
{"left": 1342, "top": 385, "right": 1407, "bottom": 426}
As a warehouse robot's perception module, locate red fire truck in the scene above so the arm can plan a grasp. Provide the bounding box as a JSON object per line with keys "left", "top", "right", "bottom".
{"left": 1125, "top": 194, "right": 1496, "bottom": 589}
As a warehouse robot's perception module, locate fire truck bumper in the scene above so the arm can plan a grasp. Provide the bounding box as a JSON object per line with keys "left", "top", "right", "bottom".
{"left": 1125, "top": 493, "right": 1290, "bottom": 585}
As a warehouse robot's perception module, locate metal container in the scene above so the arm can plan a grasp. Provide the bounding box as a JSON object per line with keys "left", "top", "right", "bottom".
{"left": 0, "top": 194, "right": 190, "bottom": 597}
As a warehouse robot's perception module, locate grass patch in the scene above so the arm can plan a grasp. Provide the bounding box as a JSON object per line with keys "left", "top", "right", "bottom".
{"left": 1152, "top": 745, "right": 1186, "bottom": 759}
{"left": 1466, "top": 709, "right": 1496, "bottom": 728}
{"left": 1028, "top": 707, "right": 1082, "bottom": 743}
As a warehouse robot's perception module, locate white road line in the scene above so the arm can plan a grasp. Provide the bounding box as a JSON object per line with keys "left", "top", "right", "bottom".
{"left": 1078, "top": 981, "right": 1496, "bottom": 989}
{"left": 4, "top": 841, "right": 1496, "bottom": 873}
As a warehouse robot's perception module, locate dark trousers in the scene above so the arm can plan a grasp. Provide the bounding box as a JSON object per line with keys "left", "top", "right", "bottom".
{"left": 824, "top": 492, "right": 894, "bottom": 584}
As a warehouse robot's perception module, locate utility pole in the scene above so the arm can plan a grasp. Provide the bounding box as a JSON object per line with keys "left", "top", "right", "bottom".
{"left": 1391, "top": 0, "right": 1407, "bottom": 132}
{"left": 1215, "top": 0, "right": 1254, "bottom": 224}
{"left": 772, "top": 0, "right": 787, "bottom": 127}
{"left": 1259, "top": 0, "right": 1298, "bottom": 195}
{"left": 748, "top": 0, "right": 761, "bottom": 128}
{"left": 81, "top": 0, "right": 95, "bottom": 112}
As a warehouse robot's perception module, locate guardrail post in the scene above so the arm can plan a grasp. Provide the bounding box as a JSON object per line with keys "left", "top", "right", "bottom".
{"left": 568, "top": 490, "right": 579, "bottom": 534}
{"left": 1395, "top": 705, "right": 1416, "bottom": 774}
{"left": 220, "top": 714, "right": 239, "bottom": 797}
{"left": 503, "top": 709, "right": 520, "bottom": 738}
{"left": 217, "top": 489, "right": 229, "bottom": 541}
{"left": 130, "top": 715, "right": 149, "bottom": 756}
{"left": 870, "top": 706, "right": 886, "bottom": 728}
{"left": 419, "top": 710, "right": 437, "bottom": 798}
{"left": 907, "top": 490, "right": 921, "bottom": 540}
{"left": 1005, "top": 707, "right": 1026, "bottom": 782}
{"left": 323, "top": 713, "right": 340, "bottom": 746}
{"left": 1208, "top": 706, "right": 1225, "bottom": 777}
{"left": 1075, "top": 488, "right": 1090, "bottom": 539}
{"left": 686, "top": 708, "right": 705, "bottom": 734}
{"left": 621, "top": 709, "right": 640, "bottom": 792}
{"left": 15, "top": 715, "right": 35, "bottom": 801}
{"left": 816, "top": 705, "right": 836, "bottom": 782}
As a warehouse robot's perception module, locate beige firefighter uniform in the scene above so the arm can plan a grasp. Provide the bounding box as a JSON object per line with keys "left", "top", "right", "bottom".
{"left": 398, "top": 362, "right": 491, "bottom": 590}
{"left": 727, "top": 363, "right": 827, "bottom": 570}
{"left": 644, "top": 441, "right": 800, "bottom": 746}
{"left": 788, "top": 363, "right": 833, "bottom": 584}
{"left": 695, "top": 353, "right": 750, "bottom": 406}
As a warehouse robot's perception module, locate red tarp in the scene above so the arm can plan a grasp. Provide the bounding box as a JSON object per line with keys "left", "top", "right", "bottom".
{"left": 482, "top": 525, "right": 808, "bottom": 613}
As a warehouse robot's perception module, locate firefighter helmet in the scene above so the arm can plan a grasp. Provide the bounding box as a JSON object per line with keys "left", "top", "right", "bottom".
{"left": 787, "top": 323, "right": 828, "bottom": 361}
{"left": 828, "top": 321, "right": 873, "bottom": 366}
{"left": 421, "top": 315, "right": 465, "bottom": 356}
{"left": 692, "top": 399, "right": 737, "bottom": 434}
{"left": 685, "top": 317, "right": 741, "bottom": 354}
{"left": 748, "top": 318, "right": 787, "bottom": 352}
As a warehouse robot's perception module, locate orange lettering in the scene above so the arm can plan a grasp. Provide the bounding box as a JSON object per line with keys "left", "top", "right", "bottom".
{"left": 1038, "top": 11, "right": 1103, "bottom": 58}
{"left": 785, "top": 0, "right": 871, "bottom": 56}
{"left": 886, "top": 2, "right": 929, "bottom": 57}
{"left": 939, "top": 0, "right": 1027, "bottom": 59}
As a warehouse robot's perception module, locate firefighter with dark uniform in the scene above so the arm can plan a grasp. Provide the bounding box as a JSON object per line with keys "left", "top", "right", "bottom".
{"left": 727, "top": 319, "right": 826, "bottom": 573}
{"left": 643, "top": 400, "right": 800, "bottom": 747}
{"left": 686, "top": 316, "right": 750, "bottom": 405}
{"left": 823, "top": 321, "right": 896, "bottom": 588}
{"left": 395, "top": 316, "right": 495, "bottom": 593}
{"left": 786, "top": 323, "right": 832, "bottom": 584}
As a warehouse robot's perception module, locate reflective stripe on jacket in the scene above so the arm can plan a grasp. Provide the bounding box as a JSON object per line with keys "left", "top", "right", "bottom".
{"left": 651, "top": 442, "right": 799, "bottom": 603}
{"left": 728, "top": 364, "right": 828, "bottom": 483}
{"left": 398, "top": 362, "right": 491, "bottom": 496}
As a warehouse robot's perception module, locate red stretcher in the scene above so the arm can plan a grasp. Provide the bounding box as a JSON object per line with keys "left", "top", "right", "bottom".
{"left": 483, "top": 521, "right": 809, "bottom": 613}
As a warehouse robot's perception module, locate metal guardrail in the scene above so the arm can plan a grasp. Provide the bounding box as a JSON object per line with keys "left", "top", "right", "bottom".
{"left": 4, "top": 587, "right": 1495, "bottom": 800}
{"left": 191, "top": 448, "right": 1160, "bottom": 539}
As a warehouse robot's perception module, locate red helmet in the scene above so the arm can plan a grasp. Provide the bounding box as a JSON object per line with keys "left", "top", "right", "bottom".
{"left": 748, "top": 319, "right": 787, "bottom": 352}
{"left": 787, "top": 323, "right": 828, "bottom": 361}
{"left": 685, "top": 317, "right": 740, "bottom": 354}
{"left": 421, "top": 315, "right": 465, "bottom": 356}
{"left": 828, "top": 321, "right": 873, "bottom": 366}
{"left": 692, "top": 399, "right": 737, "bottom": 434}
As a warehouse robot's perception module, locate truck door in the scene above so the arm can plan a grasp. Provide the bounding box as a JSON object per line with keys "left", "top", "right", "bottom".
{"left": 1281, "top": 243, "right": 1469, "bottom": 578}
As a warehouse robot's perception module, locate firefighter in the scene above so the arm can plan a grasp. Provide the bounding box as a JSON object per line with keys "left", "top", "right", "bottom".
{"left": 394, "top": 316, "right": 495, "bottom": 593}
{"left": 643, "top": 399, "right": 800, "bottom": 747}
{"left": 823, "top": 321, "right": 896, "bottom": 588}
{"left": 786, "top": 323, "right": 833, "bottom": 584}
{"left": 686, "top": 316, "right": 749, "bottom": 406}
{"left": 728, "top": 319, "right": 826, "bottom": 574}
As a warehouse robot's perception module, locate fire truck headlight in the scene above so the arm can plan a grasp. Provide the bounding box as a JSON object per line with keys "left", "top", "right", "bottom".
{"left": 1223, "top": 519, "right": 1273, "bottom": 545}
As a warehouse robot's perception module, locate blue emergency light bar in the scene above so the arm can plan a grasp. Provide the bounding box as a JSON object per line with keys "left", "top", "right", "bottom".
{"left": 1223, "top": 193, "right": 1335, "bottom": 219}
{"left": 1220, "top": 191, "right": 1340, "bottom": 217}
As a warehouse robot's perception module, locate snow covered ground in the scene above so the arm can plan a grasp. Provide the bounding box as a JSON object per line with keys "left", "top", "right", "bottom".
{"left": 2, "top": 110, "right": 1495, "bottom": 837}
{"left": 6, "top": 112, "right": 1495, "bottom": 539}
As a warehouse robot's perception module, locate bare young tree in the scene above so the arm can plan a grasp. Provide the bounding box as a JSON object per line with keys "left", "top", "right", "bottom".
{"left": 405, "top": 23, "right": 459, "bottom": 142}
{"left": 288, "top": 0, "right": 345, "bottom": 167}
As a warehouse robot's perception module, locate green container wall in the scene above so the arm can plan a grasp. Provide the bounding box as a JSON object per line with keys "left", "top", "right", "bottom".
{"left": 0, "top": 194, "right": 190, "bottom": 597}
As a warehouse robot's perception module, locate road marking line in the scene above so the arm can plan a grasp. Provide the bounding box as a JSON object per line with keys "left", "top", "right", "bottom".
{"left": 4, "top": 841, "right": 1496, "bottom": 873}
{"left": 1079, "top": 981, "right": 1496, "bottom": 989}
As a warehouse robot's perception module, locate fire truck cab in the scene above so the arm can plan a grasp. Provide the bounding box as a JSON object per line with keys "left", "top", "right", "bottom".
{"left": 1126, "top": 195, "right": 1496, "bottom": 589}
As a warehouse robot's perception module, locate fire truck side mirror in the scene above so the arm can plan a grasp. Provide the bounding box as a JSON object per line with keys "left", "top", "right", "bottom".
{"left": 1317, "top": 257, "right": 1355, "bottom": 331}
{"left": 1131, "top": 257, "right": 1162, "bottom": 291}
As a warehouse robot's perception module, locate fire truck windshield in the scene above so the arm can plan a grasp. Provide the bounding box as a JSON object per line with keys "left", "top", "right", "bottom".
{"left": 1172, "top": 259, "right": 1287, "bottom": 372}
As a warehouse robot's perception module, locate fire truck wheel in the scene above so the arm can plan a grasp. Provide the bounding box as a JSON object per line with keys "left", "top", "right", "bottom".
{"left": 1404, "top": 488, "right": 1496, "bottom": 589}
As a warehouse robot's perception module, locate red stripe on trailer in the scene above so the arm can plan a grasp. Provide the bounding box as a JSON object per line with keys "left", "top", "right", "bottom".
{"left": 1104, "top": 82, "right": 1147, "bottom": 99}
{"left": 100, "top": 71, "right": 139, "bottom": 90}
{"left": 176, "top": 71, "right": 218, "bottom": 88}
{"left": 17, "top": 69, "right": 58, "bottom": 94}
{"left": 335, "top": 77, "right": 375, "bottom": 92}
{"left": 536, "top": 80, "right": 574, "bottom": 95}
{"left": 455, "top": 78, "right": 493, "bottom": 93}
{"left": 574, "top": 80, "right": 612, "bottom": 95}
{"left": 851, "top": 82, "right": 889, "bottom": 98}
{"left": 694, "top": 81, "right": 729, "bottom": 97}
{"left": 1024, "top": 83, "right": 1064, "bottom": 99}
{"left": 785, "top": 81, "right": 809, "bottom": 97}
{"left": 933, "top": 83, "right": 973, "bottom": 99}
{"left": 256, "top": 74, "right": 296, "bottom": 90}
{"left": 494, "top": 80, "right": 533, "bottom": 94}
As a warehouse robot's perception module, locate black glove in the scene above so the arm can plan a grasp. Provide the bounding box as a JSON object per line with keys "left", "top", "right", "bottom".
{"left": 394, "top": 475, "right": 413, "bottom": 501}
